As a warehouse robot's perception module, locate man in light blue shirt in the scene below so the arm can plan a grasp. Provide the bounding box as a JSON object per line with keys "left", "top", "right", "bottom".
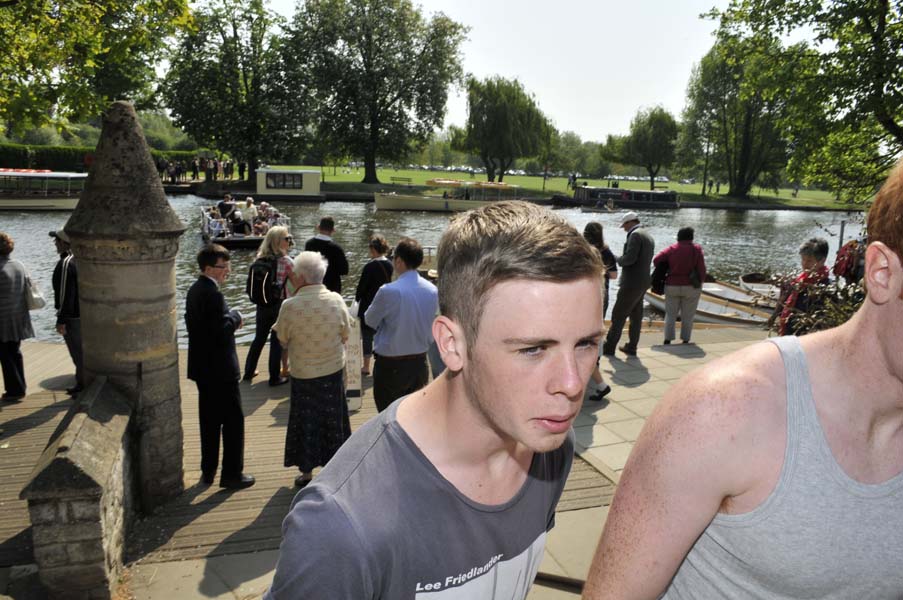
{"left": 365, "top": 237, "right": 438, "bottom": 411}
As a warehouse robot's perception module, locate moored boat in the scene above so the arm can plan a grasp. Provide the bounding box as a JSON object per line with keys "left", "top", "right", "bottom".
{"left": 739, "top": 272, "right": 780, "bottom": 301}
{"left": 374, "top": 179, "right": 520, "bottom": 212}
{"left": 702, "top": 279, "right": 777, "bottom": 310}
{"left": 645, "top": 290, "right": 770, "bottom": 327}
{"left": 0, "top": 169, "right": 87, "bottom": 210}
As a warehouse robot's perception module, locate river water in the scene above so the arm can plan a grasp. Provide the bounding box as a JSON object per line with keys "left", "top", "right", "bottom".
{"left": 3, "top": 194, "right": 862, "bottom": 344}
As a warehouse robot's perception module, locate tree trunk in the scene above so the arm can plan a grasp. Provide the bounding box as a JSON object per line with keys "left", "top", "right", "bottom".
{"left": 363, "top": 149, "right": 379, "bottom": 183}
{"left": 701, "top": 138, "right": 710, "bottom": 197}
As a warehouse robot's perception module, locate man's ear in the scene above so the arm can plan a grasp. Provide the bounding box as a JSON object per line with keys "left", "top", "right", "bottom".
{"left": 864, "top": 242, "right": 902, "bottom": 305}
{"left": 433, "top": 316, "right": 466, "bottom": 372}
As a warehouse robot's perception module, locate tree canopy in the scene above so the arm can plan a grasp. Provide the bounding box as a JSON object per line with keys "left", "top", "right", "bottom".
{"left": 714, "top": 0, "right": 903, "bottom": 156}
{"left": 620, "top": 106, "right": 678, "bottom": 190}
{"left": 451, "top": 76, "right": 551, "bottom": 182}
{"left": 162, "top": 0, "right": 299, "bottom": 178}
{"left": 681, "top": 36, "right": 812, "bottom": 198}
{"left": 0, "top": 0, "right": 191, "bottom": 134}
{"left": 284, "top": 0, "right": 467, "bottom": 183}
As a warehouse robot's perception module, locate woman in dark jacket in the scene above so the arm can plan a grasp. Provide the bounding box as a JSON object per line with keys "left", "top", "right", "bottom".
{"left": 652, "top": 227, "right": 707, "bottom": 344}
{"left": 583, "top": 222, "right": 615, "bottom": 402}
{"left": 354, "top": 235, "right": 393, "bottom": 376}
{"left": 0, "top": 232, "right": 35, "bottom": 401}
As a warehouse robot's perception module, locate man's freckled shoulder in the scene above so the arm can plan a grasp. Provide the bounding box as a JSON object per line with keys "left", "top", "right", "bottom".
{"left": 659, "top": 341, "right": 785, "bottom": 428}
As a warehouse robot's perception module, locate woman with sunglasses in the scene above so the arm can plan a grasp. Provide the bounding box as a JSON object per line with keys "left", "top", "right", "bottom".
{"left": 243, "top": 226, "right": 301, "bottom": 385}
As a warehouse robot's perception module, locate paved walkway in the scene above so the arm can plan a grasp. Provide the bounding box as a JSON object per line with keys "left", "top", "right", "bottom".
{"left": 0, "top": 326, "right": 769, "bottom": 599}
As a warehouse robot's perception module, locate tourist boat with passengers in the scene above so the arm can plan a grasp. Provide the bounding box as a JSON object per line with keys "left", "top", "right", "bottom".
{"left": 199, "top": 207, "right": 291, "bottom": 250}
{"left": 375, "top": 178, "right": 521, "bottom": 212}
{"left": 0, "top": 169, "right": 88, "bottom": 210}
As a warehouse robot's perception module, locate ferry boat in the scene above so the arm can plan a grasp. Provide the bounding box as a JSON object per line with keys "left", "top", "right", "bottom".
{"left": 0, "top": 169, "right": 87, "bottom": 210}
{"left": 375, "top": 179, "right": 521, "bottom": 212}
{"left": 562, "top": 186, "right": 680, "bottom": 209}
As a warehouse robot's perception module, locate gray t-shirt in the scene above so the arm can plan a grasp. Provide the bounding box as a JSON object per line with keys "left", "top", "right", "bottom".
{"left": 664, "top": 336, "right": 903, "bottom": 598}
{"left": 266, "top": 401, "right": 574, "bottom": 599}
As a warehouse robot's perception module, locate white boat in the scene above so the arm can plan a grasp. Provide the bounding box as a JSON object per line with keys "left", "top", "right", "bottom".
{"left": 703, "top": 279, "right": 776, "bottom": 310}
{"left": 645, "top": 290, "right": 770, "bottom": 327}
{"left": 739, "top": 272, "right": 780, "bottom": 302}
{"left": 374, "top": 178, "right": 520, "bottom": 212}
{"left": 0, "top": 169, "right": 87, "bottom": 210}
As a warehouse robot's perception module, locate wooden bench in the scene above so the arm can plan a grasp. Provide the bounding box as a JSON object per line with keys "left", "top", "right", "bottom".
{"left": 390, "top": 176, "right": 412, "bottom": 185}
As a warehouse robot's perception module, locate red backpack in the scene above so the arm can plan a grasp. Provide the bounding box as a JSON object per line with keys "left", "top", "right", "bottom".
{"left": 832, "top": 240, "right": 860, "bottom": 280}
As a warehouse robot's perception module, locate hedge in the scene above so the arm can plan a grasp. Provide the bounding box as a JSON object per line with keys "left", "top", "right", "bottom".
{"left": 0, "top": 143, "right": 209, "bottom": 172}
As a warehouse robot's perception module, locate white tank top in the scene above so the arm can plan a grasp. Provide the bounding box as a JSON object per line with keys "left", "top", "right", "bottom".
{"left": 663, "top": 335, "right": 903, "bottom": 599}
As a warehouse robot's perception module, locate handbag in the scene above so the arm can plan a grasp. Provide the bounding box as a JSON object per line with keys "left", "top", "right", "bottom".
{"left": 650, "top": 262, "right": 668, "bottom": 295}
{"left": 688, "top": 246, "right": 702, "bottom": 289}
{"left": 349, "top": 299, "right": 360, "bottom": 318}
{"left": 25, "top": 276, "right": 46, "bottom": 310}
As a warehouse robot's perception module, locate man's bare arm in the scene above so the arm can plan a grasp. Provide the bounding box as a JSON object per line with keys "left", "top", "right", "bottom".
{"left": 582, "top": 346, "right": 783, "bottom": 599}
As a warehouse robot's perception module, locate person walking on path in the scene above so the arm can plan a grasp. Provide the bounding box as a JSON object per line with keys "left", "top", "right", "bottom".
{"left": 601, "top": 212, "right": 654, "bottom": 357}
{"left": 354, "top": 235, "right": 394, "bottom": 376}
{"left": 50, "top": 230, "right": 84, "bottom": 395}
{"left": 243, "top": 226, "right": 300, "bottom": 386}
{"left": 265, "top": 201, "right": 603, "bottom": 599}
{"left": 653, "top": 226, "right": 706, "bottom": 345}
{"left": 304, "top": 216, "right": 349, "bottom": 294}
{"left": 0, "top": 232, "right": 34, "bottom": 402}
{"left": 185, "top": 244, "right": 255, "bottom": 490}
{"left": 583, "top": 222, "right": 614, "bottom": 402}
{"left": 582, "top": 161, "right": 903, "bottom": 599}
{"left": 272, "top": 251, "right": 351, "bottom": 488}
{"left": 364, "top": 237, "right": 437, "bottom": 413}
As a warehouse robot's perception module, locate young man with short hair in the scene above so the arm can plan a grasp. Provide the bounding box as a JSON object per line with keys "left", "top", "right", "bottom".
{"left": 582, "top": 162, "right": 903, "bottom": 599}
{"left": 185, "top": 244, "right": 254, "bottom": 489}
{"left": 304, "top": 216, "right": 349, "bottom": 293}
{"left": 266, "top": 201, "right": 604, "bottom": 599}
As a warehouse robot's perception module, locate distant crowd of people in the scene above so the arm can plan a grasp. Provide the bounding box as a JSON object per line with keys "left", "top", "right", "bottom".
{"left": 156, "top": 157, "right": 248, "bottom": 185}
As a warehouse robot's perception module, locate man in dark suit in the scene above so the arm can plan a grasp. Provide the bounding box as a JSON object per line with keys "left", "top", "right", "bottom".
{"left": 305, "top": 216, "right": 349, "bottom": 293}
{"left": 602, "top": 212, "right": 655, "bottom": 357}
{"left": 185, "top": 244, "right": 255, "bottom": 489}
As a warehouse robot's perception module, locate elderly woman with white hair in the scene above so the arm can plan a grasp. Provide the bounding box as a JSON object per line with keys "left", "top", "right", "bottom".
{"left": 272, "top": 251, "right": 352, "bottom": 487}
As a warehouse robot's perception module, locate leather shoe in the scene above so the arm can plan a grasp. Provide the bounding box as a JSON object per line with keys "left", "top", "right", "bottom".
{"left": 601, "top": 346, "right": 615, "bottom": 357}
{"left": 269, "top": 377, "right": 289, "bottom": 387}
{"left": 2, "top": 393, "right": 25, "bottom": 402}
{"left": 220, "top": 474, "right": 255, "bottom": 489}
{"left": 201, "top": 472, "right": 215, "bottom": 485}
{"left": 618, "top": 345, "right": 637, "bottom": 356}
{"left": 66, "top": 385, "right": 83, "bottom": 395}
{"left": 241, "top": 371, "right": 259, "bottom": 381}
{"left": 589, "top": 385, "right": 612, "bottom": 402}
{"left": 294, "top": 474, "right": 313, "bottom": 488}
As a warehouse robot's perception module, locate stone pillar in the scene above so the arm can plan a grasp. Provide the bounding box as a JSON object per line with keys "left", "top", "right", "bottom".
{"left": 65, "top": 101, "right": 186, "bottom": 511}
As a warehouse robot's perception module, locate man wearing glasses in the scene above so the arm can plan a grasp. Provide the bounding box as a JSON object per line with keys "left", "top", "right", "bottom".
{"left": 185, "top": 244, "right": 255, "bottom": 489}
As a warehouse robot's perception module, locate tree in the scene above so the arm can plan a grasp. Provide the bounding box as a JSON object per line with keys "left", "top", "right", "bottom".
{"left": 789, "top": 120, "right": 890, "bottom": 203}
{"left": 618, "top": 106, "right": 678, "bottom": 190}
{"left": 451, "top": 76, "right": 550, "bottom": 182}
{"left": 0, "top": 0, "right": 191, "bottom": 134}
{"left": 682, "top": 36, "right": 810, "bottom": 198}
{"left": 714, "top": 0, "right": 903, "bottom": 157}
{"left": 284, "top": 0, "right": 467, "bottom": 184}
{"left": 162, "top": 0, "right": 301, "bottom": 180}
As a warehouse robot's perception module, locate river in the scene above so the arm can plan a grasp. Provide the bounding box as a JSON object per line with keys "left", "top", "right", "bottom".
{"left": 3, "top": 195, "right": 862, "bottom": 344}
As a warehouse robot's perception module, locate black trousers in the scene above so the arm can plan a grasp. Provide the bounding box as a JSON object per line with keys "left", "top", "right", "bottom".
{"left": 373, "top": 354, "right": 429, "bottom": 413}
{"left": 61, "top": 317, "right": 85, "bottom": 387}
{"left": 0, "top": 340, "right": 26, "bottom": 397}
{"left": 244, "top": 303, "right": 282, "bottom": 383}
{"left": 603, "top": 286, "right": 647, "bottom": 353}
{"left": 196, "top": 378, "right": 245, "bottom": 480}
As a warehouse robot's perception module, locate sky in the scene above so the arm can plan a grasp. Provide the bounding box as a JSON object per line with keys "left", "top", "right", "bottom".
{"left": 268, "top": 0, "right": 728, "bottom": 143}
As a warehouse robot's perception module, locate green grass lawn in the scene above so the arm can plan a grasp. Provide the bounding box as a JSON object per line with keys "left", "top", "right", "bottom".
{"left": 272, "top": 165, "right": 866, "bottom": 210}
